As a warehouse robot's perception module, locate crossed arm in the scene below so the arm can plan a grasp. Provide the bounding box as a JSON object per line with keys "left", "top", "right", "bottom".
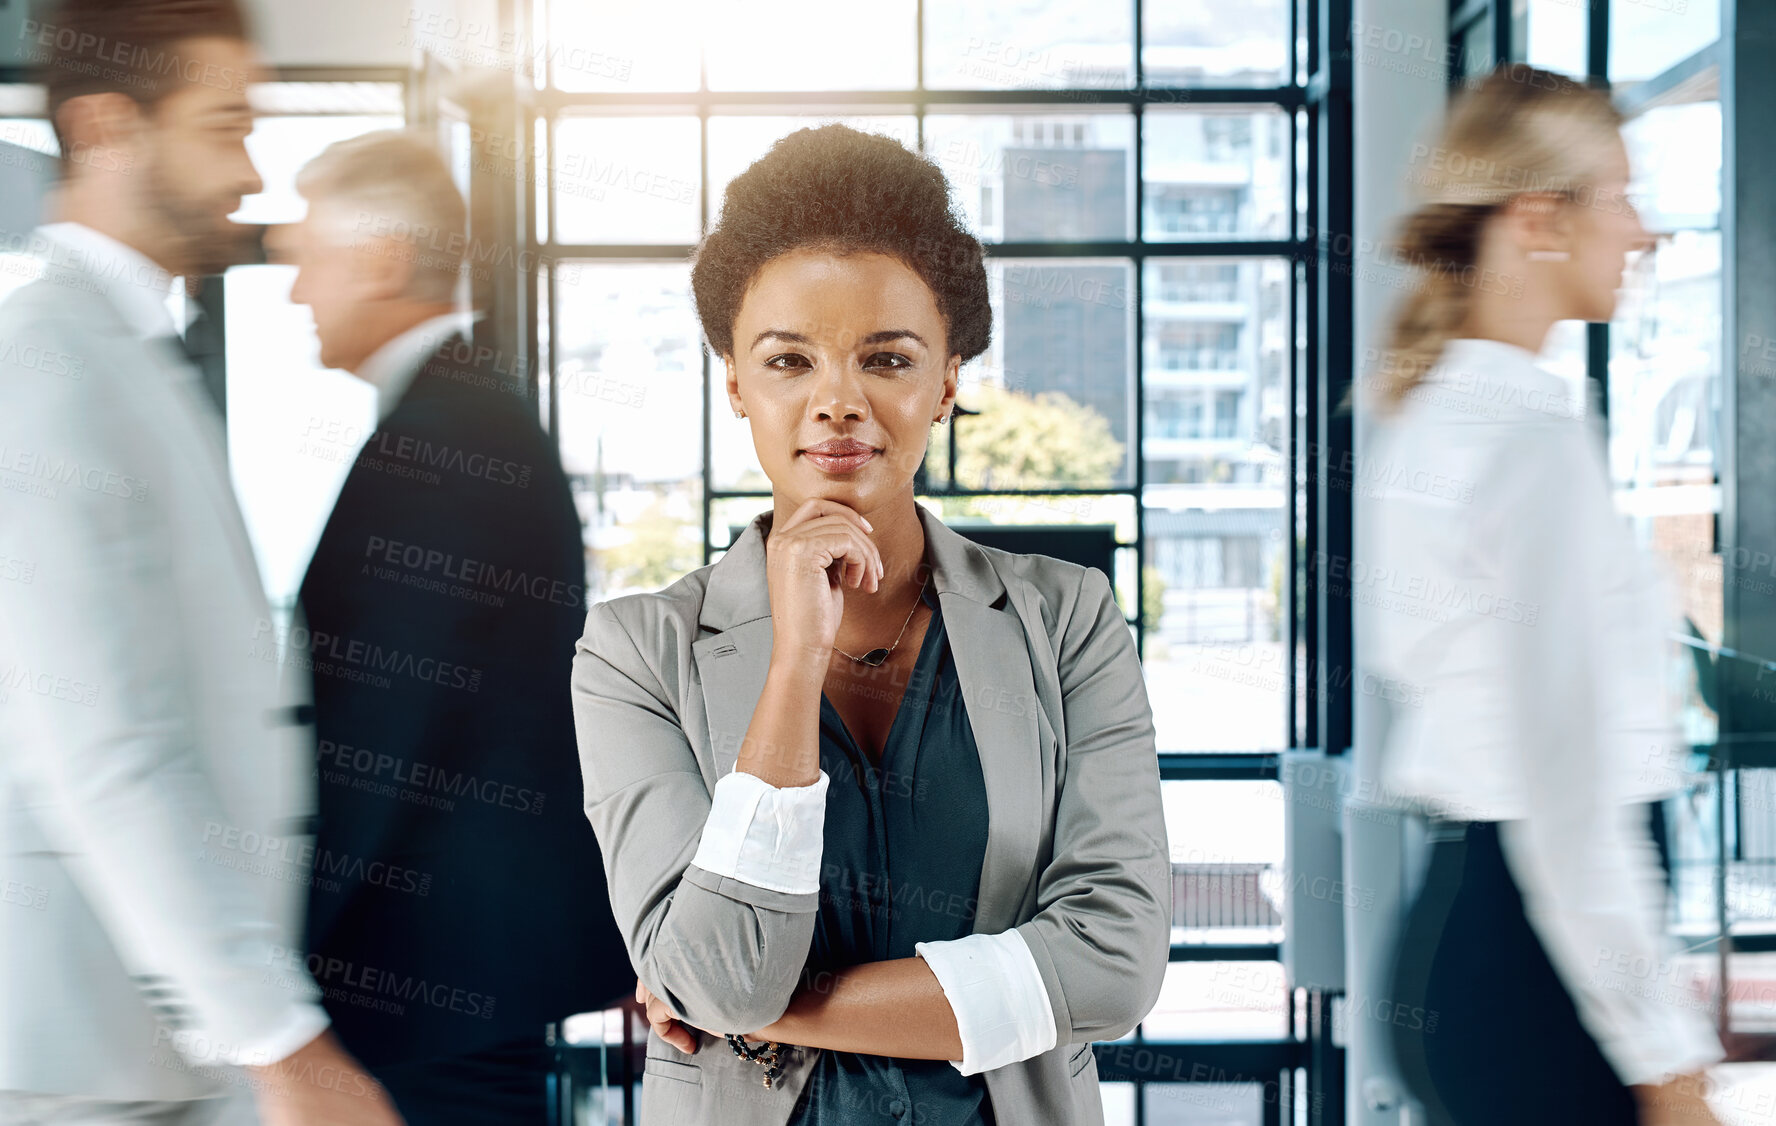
{"left": 640, "top": 957, "right": 962, "bottom": 1059}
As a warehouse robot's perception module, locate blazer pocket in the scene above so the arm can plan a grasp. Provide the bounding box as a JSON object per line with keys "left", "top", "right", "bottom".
{"left": 1068, "top": 1041, "right": 1097, "bottom": 1078}
{"left": 644, "top": 1056, "right": 703, "bottom": 1086}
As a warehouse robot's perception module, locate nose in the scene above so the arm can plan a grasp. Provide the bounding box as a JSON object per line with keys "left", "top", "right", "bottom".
{"left": 234, "top": 143, "right": 264, "bottom": 202}
{"left": 1630, "top": 220, "right": 1656, "bottom": 256}
{"left": 807, "top": 363, "right": 868, "bottom": 422}
{"left": 286, "top": 262, "right": 309, "bottom": 307}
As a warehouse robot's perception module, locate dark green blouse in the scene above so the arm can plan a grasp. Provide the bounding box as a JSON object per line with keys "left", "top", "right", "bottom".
{"left": 788, "top": 580, "right": 995, "bottom": 1126}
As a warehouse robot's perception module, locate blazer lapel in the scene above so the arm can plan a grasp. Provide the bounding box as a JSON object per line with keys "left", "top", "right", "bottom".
{"left": 938, "top": 590, "right": 1043, "bottom": 934}
{"left": 690, "top": 504, "right": 1044, "bottom": 936}
{"left": 140, "top": 339, "right": 265, "bottom": 597}
{"left": 62, "top": 265, "right": 267, "bottom": 606}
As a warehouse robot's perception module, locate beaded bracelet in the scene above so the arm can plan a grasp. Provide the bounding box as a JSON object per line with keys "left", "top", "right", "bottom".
{"left": 725, "top": 1033, "right": 786, "bottom": 1088}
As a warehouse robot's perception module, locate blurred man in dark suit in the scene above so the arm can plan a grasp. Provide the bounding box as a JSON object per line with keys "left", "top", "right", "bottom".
{"left": 270, "top": 131, "right": 630, "bottom": 1125}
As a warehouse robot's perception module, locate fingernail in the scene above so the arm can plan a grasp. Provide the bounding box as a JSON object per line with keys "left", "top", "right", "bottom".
{"left": 863, "top": 517, "right": 874, "bottom": 531}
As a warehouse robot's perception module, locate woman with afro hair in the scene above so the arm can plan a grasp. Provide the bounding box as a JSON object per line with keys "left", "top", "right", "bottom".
{"left": 572, "top": 125, "right": 1170, "bottom": 1126}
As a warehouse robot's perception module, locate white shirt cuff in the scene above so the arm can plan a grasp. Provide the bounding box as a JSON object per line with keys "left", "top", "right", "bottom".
{"left": 216, "top": 1003, "right": 331, "bottom": 1067}
{"left": 916, "top": 930, "right": 1058, "bottom": 1076}
{"left": 690, "top": 769, "right": 829, "bottom": 895}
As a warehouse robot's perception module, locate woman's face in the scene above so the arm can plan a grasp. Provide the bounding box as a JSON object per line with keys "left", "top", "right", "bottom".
{"left": 1556, "top": 136, "right": 1652, "bottom": 323}
{"left": 725, "top": 248, "right": 960, "bottom": 512}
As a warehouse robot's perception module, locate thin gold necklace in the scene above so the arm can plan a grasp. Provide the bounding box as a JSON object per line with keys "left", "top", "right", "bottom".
{"left": 834, "top": 576, "right": 930, "bottom": 667}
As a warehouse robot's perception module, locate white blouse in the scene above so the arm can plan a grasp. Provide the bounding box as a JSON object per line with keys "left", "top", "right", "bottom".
{"left": 1357, "top": 336, "right": 1721, "bottom": 1087}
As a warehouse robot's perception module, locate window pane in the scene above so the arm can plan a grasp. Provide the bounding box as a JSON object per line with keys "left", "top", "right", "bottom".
{"left": 0, "top": 86, "right": 46, "bottom": 117}
{"left": 1627, "top": 101, "right": 1722, "bottom": 233}
{"left": 1524, "top": 0, "right": 1588, "bottom": 77}
{"left": 1670, "top": 770, "right": 1776, "bottom": 1026}
{"left": 225, "top": 111, "right": 403, "bottom": 611}
{"left": 1610, "top": 0, "right": 1720, "bottom": 88}
{"left": 1143, "top": 259, "right": 1290, "bottom": 751}
{"left": 1141, "top": 962, "right": 1290, "bottom": 1040}
{"left": 921, "top": 495, "right": 1138, "bottom": 617}
{"left": 1668, "top": 772, "right": 1720, "bottom": 941}
{"left": 554, "top": 262, "right": 704, "bottom": 601}
{"left": 925, "top": 111, "right": 1134, "bottom": 242}
{"left": 704, "top": 0, "right": 916, "bottom": 91}
{"left": 0, "top": 118, "right": 55, "bottom": 156}
{"left": 553, "top": 116, "right": 701, "bottom": 245}
{"left": 948, "top": 258, "right": 1132, "bottom": 490}
{"left": 707, "top": 115, "right": 919, "bottom": 223}
{"left": 1100, "top": 1083, "right": 1136, "bottom": 1126}
{"left": 1165, "top": 780, "right": 1285, "bottom": 946}
{"left": 247, "top": 82, "right": 403, "bottom": 116}
{"left": 235, "top": 114, "right": 404, "bottom": 226}
{"left": 546, "top": 0, "right": 700, "bottom": 92}
{"left": 1143, "top": 109, "right": 1291, "bottom": 242}
{"left": 1293, "top": 260, "right": 1306, "bottom": 746}
{"left": 923, "top": 1, "right": 1133, "bottom": 90}
{"left": 1455, "top": 10, "right": 1496, "bottom": 81}
{"left": 1144, "top": 1082, "right": 1267, "bottom": 1125}
{"left": 1612, "top": 102, "right": 1722, "bottom": 742}
{"left": 710, "top": 358, "right": 766, "bottom": 493}
{"left": 1144, "top": 0, "right": 1289, "bottom": 87}
{"left": 0, "top": 119, "right": 55, "bottom": 261}
{"left": 225, "top": 267, "right": 378, "bottom": 612}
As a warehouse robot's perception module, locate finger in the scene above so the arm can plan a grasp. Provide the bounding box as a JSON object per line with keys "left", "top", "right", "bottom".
{"left": 781, "top": 496, "right": 827, "bottom": 532}
{"left": 809, "top": 528, "right": 870, "bottom": 579}
{"left": 783, "top": 497, "right": 868, "bottom": 536}
{"left": 663, "top": 1020, "right": 698, "bottom": 1054}
{"left": 852, "top": 534, "right": 880, "bottom": 592}
{"left": 644, "top": 997, "right": 696, "bottom": 1054}
{"left": 634, "top": 980, "right": 646, "bottom": 1005}
{"left": 852, "top": 526, "right": 883, "bottom": 591}
{"left": 802, "top": 505, "right": 873, "bottom": 542}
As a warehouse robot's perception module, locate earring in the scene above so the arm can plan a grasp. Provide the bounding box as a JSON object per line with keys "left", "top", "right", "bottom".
{"left": 734, "top": 409, "right": 745, "bottom": 418}
{"left": 1527, "top": 249, "right": 1571, "bottom": 262}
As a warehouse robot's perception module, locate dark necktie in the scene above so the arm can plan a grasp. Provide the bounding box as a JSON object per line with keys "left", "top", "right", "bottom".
{"left": 179, "top": 305, "right": 227, "bottom": 417}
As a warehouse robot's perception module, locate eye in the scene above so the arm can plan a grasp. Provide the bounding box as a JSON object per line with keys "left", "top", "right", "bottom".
{"left": 863, "top": 352, "right": 913, "bottom": 371}
{"left": 765, "top": 353, "right": 811, "bottom": 371}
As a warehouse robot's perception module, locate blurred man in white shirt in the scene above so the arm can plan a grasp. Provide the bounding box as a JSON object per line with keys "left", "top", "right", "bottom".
{"left": 0, "top": 1, "right": 401, "bottom": 1122}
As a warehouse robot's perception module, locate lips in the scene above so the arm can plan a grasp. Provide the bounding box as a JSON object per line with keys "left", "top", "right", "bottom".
{"left": 802, "top": 440, "right": 877, "bottom": 473}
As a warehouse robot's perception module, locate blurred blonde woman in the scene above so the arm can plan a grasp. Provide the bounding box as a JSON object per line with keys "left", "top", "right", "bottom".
{"left": 1359, "top": 65, "right": 1724, "bottom": 1125}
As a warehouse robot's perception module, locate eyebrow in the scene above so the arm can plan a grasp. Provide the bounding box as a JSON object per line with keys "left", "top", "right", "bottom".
{"left": 750, "top": 328, "right": 928, "bottom": 350}
{"left": 200, "top": 103, "right": 254, "bottom": 123}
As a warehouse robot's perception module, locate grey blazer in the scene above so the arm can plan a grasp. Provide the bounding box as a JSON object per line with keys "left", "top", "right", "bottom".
{"left": 0, "top": 242, "right": 318, "bottom": 1098}
{"left": 571, "top": 503, "right": 1171, "bottom": 1125}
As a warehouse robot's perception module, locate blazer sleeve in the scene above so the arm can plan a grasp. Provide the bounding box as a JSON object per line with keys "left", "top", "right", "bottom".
{"left": 571, "top": 600, "right": 821, "bottom": 1033}
{"left": 1014, "top": 565, "right": 1173, "bottom": 1043}
{"left": 1484, "top": 425, "right": 1722, "bottom": 1087}
{"left": 0, "top": 329, "right": 326, "bottom": 1064}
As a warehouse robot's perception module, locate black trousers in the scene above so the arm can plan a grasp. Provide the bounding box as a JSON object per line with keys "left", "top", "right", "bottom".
{"left": 372, "top": 1038, "right": 551, "bottom": 1126}
{"left": 1387, "top": 820, "right": 1640, "bottom": 1126}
